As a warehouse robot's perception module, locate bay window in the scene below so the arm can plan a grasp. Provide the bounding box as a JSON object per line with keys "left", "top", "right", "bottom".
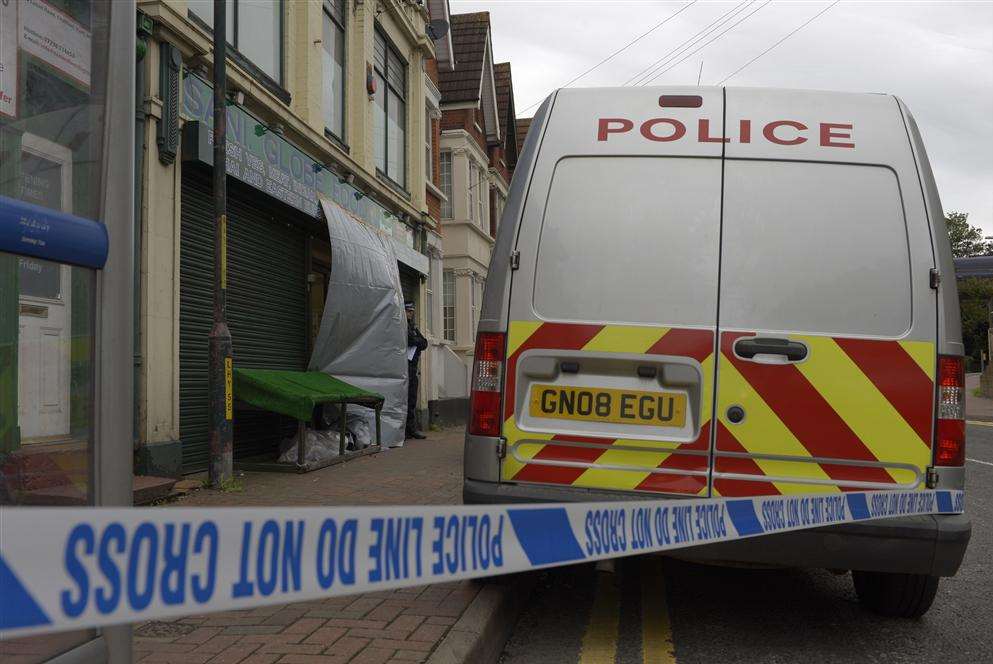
{"left": 443, "top": 270, "right": 456, "bottom": 342}
{"left": 468, "top": 161, "right": 477, "bottom": 224}
{"left": 425, "top": 105, "right": 434, "bottom": 182}
{"left": 477, "top": 169, "right": 486, "bottom": 228}
{"left": 440, "top": 151, "right": 453, "bottom": 219}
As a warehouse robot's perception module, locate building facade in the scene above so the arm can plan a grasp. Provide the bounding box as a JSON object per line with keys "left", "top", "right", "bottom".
{"left": 134, "top": 0, "right": 450, "bottom": 475}
{"left": 437, "top": 13, "right": 519, "bottom": 403}
{"left": 419, "top": 1, "right": 463, "bottom": 427}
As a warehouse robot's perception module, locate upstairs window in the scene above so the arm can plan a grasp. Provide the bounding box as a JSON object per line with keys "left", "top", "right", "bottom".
{"left": 468, "top": 161, "right": 477, "bottom": 224}
{"left": 322, "top": 0, "right": 346, "bottom": 140}
{"left": 443, "top": 270, "right": 456, "bottom": 342}
{"left": 440, "top": 151, "right": 453, "bottom": 219}
{"left": 425, "top": 106, "right": 434, "bottom": 182}
{"left": 477, "top": 168, "right": 486, "bottom": 229}
{"left": 374, "top": 29, "right": 407, "bottom": 187}
{"left": 189, "top": 0, "right": 283, "bottom": 85}
{"left": 491, "top": 190, "right": 506, "bottom": 237}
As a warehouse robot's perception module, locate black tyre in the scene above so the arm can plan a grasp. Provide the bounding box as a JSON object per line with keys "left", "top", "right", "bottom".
{"left": 852, "top": 570, "right": 939, "bottom": 618}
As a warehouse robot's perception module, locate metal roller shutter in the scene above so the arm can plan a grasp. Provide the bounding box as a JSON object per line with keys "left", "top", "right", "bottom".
{"left": 179, "top": 169, "right": 308, "bottom": 472}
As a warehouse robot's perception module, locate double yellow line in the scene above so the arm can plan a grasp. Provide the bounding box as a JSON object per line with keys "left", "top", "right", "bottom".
{"left": 579, "top": 557, "right": 677, "bottom": 664}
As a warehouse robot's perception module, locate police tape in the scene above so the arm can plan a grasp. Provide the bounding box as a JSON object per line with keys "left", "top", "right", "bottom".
{"left": 0, "top": 488, "right": 964, "bottom": 638}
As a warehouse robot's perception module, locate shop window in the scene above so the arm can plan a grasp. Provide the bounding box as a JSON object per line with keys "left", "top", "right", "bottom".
{"left": 189, "top": 0, "right": 284, "bottom": 85}
{"left": 374, "top": 29, "right": 407, "bottom": 187}
{"left": 440, "top": 151, "right": 453, "bottom": 218}
{"left": 443, "top": 270, "right": 456, "bottom": 342}
{"left": 322, "top": 0, "right": 346, "bottom": 141}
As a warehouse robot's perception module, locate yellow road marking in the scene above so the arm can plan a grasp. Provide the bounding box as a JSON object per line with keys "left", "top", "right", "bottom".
{"left": 641, "top": 557, "right": 677, "bottom": 664}
{"left": 580, "top": 571, "right": 620, "bottom": 664}
{"left": 967, "top": 420, "right": 993, "bottom": 427}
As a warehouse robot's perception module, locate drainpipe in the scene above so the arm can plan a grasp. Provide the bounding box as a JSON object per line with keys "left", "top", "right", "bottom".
{"left": 134, "top": 12, "right": 152, "bottom": 456}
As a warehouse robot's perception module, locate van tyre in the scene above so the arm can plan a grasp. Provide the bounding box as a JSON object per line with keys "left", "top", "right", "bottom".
{"left": 852, "top": 570, "right": 939, "bottom": 618}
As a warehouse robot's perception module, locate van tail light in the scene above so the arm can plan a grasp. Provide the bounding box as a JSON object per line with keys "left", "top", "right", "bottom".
{"left": 935, "top": 355, "right": 965, "bottom": 466}
{"left": 469, "top": 332, "right": 506, "bottom": 437}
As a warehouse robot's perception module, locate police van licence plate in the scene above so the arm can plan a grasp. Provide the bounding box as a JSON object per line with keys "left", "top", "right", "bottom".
{"left": 528, "top": 385, "right": 687, "bottom": 428}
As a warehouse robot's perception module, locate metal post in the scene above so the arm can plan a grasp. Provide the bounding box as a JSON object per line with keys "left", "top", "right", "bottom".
{"left": 208, "top": 0, "right": 233, "bottom": 488}
{"left": 375, "top": 403, "right": 382, "bottom": 447}
{"left": 296, "top": 419, "right": 306, "bottom": 468}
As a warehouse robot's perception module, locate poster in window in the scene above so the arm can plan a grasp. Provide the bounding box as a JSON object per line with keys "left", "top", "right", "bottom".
{"left": 0, "top": 0, "right": 16, "bottom": 118}
{"left": 18, "top": 0, "right": 91, "bottom": 90}
{"left": 18, "top": 150, "right": 64, "bottom": 299}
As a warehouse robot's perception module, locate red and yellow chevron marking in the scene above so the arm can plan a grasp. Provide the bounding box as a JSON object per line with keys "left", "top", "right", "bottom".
{"left": 714, "top": 332, "right": 934, "bottom": 496}
{"left": 498, "top": 322, "right": 936, "bottom": 498}
{"left": 501, "top": 321, "right": 715, "bottom": 496}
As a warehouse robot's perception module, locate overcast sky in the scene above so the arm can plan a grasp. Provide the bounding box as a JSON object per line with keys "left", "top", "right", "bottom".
{"left": 450, "top": 0, "right": 993, "bottom": 234}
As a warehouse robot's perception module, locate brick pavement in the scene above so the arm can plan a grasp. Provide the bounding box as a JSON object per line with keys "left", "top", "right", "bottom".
{"left": 135, "top": 430, "right": 476, "bottom": 664}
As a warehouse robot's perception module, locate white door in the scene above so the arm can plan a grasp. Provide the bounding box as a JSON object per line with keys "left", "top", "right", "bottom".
{"left": 17, "top": 135, "right": 73, "bottom": 442}
{"left": 18, "top": 261, "right": 71, "bottom": 440}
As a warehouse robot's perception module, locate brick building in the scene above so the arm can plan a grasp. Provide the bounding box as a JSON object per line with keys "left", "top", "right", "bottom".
{"left": 436, "top": 13, "right": 520, "bottom": 402}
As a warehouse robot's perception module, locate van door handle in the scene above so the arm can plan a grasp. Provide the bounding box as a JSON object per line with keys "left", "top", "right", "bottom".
{"left": 734, "top": 337, "right": 807, "bottom": 362}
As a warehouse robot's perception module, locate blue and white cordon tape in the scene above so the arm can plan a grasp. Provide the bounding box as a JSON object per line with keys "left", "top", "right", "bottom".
{"left": 0, "top": 489, "right": 964, "bottom": 637}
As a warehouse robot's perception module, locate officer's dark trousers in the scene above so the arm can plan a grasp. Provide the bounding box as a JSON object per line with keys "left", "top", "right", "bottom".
{"left": 406, "top": 361, "right": 419, "bottom": 434}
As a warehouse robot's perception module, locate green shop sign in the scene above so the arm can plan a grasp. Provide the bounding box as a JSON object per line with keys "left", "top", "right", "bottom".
{"left": 180, "top": 74, "right": 408, "bottom": 244}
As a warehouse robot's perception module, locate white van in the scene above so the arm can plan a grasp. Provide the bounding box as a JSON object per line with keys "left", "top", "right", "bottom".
{"left": 463, "top": 87, "right": 971, "bottom": 617}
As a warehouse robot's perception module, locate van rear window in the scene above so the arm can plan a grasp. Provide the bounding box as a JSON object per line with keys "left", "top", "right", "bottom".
{"left": 533, "top": 157, "right": 721, "bottom": 327}
{"left": 720, "top": 161, "right": 912, "bottom": 337}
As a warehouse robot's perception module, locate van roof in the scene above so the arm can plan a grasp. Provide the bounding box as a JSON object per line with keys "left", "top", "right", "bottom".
{"left": 540, "top": 86, "right": 912, "bottom": 166}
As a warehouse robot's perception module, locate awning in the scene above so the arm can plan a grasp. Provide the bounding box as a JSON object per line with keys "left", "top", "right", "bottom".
{"left": 393, "top": 237, "right": 429, "bottom": 275}
{"left": 233, "top": 368, "right": 383, "bottom": 423}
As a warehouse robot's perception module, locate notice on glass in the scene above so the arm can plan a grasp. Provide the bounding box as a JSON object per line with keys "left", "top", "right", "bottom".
{"left": 19, "top": 0, "right": 91, "bottom": 90}
{"left": 0, "top": 0, "right": 17, "bottom": 118}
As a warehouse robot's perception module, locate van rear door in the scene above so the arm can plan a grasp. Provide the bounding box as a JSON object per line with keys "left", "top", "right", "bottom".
{"left": 500, "top": 87, "right": 723, "bottom": 496}
{"left": 713, "top": 89, "right": 937, "bottom": 496}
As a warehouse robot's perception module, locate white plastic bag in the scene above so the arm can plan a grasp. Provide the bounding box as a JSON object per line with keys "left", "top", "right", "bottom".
{"left": 278, "top": 430, "right": 346, "bottom": 465}
{"left": 316, "top": 404, "right": 374, "bottom": 449}
{"left": 348, "top": 415, "right": 372, "bottom": 449}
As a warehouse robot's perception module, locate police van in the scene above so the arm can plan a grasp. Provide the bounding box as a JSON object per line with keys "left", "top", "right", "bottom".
{"left": 463, "top": 87, "right": 971, "bottom": 617}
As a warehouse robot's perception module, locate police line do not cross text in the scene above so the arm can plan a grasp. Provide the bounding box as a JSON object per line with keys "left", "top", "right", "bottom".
{"left": 0, "top": 489, "right": 964, "bottom": 638}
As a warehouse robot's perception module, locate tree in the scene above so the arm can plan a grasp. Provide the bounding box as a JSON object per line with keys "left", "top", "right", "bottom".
{"left": 958, "top": 277, "right": 993, "bottom": 369}
{"left": 946, "top": 211, "right": 992, "bottom": 258}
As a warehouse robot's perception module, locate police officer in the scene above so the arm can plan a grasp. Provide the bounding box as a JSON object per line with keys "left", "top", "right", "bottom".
{"left": 405, "top": 301, "right": 428, "bottom": 440}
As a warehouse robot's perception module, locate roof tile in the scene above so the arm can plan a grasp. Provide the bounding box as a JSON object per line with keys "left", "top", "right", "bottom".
{"left": 439, "top": 13, "right": 491, "bottom": 103}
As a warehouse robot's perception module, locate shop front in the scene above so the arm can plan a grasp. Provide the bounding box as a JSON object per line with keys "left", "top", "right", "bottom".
{"left": 175, "top": 74, "right": 429, "bottom": 473}
{"left": 0, "top": 0, "right": 134, "bottom": 660}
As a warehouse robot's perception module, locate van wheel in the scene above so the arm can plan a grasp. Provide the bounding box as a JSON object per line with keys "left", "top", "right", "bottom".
{"left": 852, "top": 570, "right": 939, "bottom": 618}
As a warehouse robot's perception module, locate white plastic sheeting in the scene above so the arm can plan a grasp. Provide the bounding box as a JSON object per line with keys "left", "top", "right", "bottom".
{"left": 310, "top": 199, "right": 407, "bottom": 447}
